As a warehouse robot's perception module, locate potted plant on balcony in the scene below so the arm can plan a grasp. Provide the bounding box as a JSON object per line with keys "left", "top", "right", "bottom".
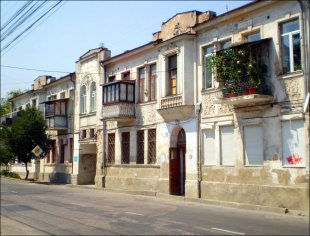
{"left": 211, "top": 47, "right": 267, "bottom": 98}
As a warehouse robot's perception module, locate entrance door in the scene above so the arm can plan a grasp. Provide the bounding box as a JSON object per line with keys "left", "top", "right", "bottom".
{"left": 169, "top": 129, "right": 186, "bottom": 196}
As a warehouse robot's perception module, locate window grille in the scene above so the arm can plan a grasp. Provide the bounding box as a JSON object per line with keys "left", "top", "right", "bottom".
{"left": 121, "top": 132, "right": 130, "bottom": 164}
{"left": 136, "top": 130, "right": 144, "bottom": 164}
{"left": 107, "top": 133, "right": 115, "bottom": 164}
{"left": 148, "top": 129, "right": 156, "bottom": 164}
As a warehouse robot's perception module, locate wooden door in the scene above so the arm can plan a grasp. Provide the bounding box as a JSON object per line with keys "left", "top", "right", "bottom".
{"left": 169, "top": 148, "right": 180, "bottom": 195}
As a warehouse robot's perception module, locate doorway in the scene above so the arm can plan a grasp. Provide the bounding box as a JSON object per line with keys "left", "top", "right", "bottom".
{"left": 169, "top": 128, "right": 186, "bottom": 196}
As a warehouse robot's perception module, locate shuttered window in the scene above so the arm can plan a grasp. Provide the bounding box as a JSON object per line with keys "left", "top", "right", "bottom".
{"left": 282, "top": 120, "right": 305, "bottom": 167}
{"left": 220, "top": 126, "right": 235, "bottom": 166}
{"left": 244, "top": 125, "right": 263, "bottom": 165}
{"left": 203, "top": 128, "right": 216, "bottom": 165}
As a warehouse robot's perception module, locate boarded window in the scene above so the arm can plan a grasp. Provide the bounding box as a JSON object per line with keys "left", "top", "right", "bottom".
{"left": 244, "top": 125, "right": 263, "bottom": 165}
{"left": 148, "top": 129, "right": 156, "bottom": 164}
{"left": 121, "top": 132, "right": 130, "bottom": 164}
{"left": 107, "top": 133, "right": 115, "bottom": 164}
{"left": 136, "top": 130, "right": 144, "bottom": 164}
{"left": 203, "top": 128, "right": 216, "bottom": 165}
{"left": 220, "top": 126, "right": 235, "bottom": 166}
{"left": 282, "top": 120, "right": 305, "bottom": 166}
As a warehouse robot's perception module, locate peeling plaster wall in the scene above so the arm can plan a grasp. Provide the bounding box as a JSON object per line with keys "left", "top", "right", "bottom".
{"left": 197, "top": 1, "right": 309, "bottom": 213}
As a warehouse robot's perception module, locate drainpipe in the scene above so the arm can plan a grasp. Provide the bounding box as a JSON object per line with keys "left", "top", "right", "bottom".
{"left": 70, "top": 73, "right": 75, "bottom": 174}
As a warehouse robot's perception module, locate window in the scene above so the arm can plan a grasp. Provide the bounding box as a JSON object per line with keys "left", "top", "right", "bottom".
{"left": 81, "top": 130, "right": 86, "bottom": 140}
{"left": 149, "top": 64, "right": 157, "bottom": 101}
{"left": 32, "top": 99, "right": 37, "bottom": 108}
{"left": 148, "top": 129, "right": 156, "bottom": 164}
{"left": 60, "top": 92, "right": 66, "bottom": 99}
{"left": 220, "top": 126, "right": 235, "bottom": 166}
{"left": 203, "top": 128, "right": 216, "bottom": 165}
{"left": 108, "top": 76, "right": 115, "bottom": 83}
{"left": 69, "top": 89, "right": 74, "bottom": 115}
{"left": 90, "top": 128, "right": 95, "bottom": 138}
{"left": 48, "top": 95, "right": 57, "bottom": 101}
{"left": 90, "top": 82, "right": 96, "bottom": 112}
{"left": 136, "top": 130, "right": 144, "bottom": 164}
{"left": 107, "top": 133, "right": 115, "bottom": 164}
{"left": 80, "top": 85, "right": 86, "bottom": 114}
{"left": 138, "top": 67, "right": 145, "bottom": 103}
{"left": 282, "top": 120, "right": 305, "bottom": 167}
{"left": 122, "top": 71, "right": 130, "bottom": 80}
{"left": 203, "top": 46, "right": 214, "bottom": 89}
{"left": 220, "top": 39, "right": 231, "bottom": 50}
{"left": 168, "top": 55, "right": 177, "bottom": 95}
{"left": 69, "top": 138, "right": 73, "bottom": 163}
{"left": 60, "top": 143, "right": 65, "bottom": 163}
{"left": 280, "top": 18, "right": 301, "bottom": 74}
{"left": 246, "top": 32, "right": 261, "bottom": 42}
{"left": 244, "top": 125, "right": 263, "bottom": 165}
{"left": 121, "top": 132, "right": 130, "bottom": 164}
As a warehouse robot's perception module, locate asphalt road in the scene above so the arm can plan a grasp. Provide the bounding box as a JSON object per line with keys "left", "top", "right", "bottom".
{"left": 1, "top": 178, "right": 309, "bottom": 235}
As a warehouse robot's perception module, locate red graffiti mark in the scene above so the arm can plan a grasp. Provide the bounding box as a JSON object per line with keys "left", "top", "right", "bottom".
{"left": 286, "top": 154, "right": 302, "bottom": 165}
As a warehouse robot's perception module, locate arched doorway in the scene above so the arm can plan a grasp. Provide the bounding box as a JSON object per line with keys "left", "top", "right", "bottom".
{"left": 169, "top": 128, "right": 186, "bottom": 196}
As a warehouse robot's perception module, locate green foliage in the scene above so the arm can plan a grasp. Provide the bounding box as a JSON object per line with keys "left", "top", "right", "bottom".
{"left": 0, "top": 125, "right": 15, "bottom": 166}
{"left": 2, "top": 107, "right": 51, "bottom": 179}
{"left": 7, "top": 89, "right": 25, "bottom": 99}
{"left": 210, "top": 48, "right": 267, "bottom": 93}
{"left": 0, "top": 170, "right": 21, "bottom": 179}
{"left": 0, "top": 98, "right": 11, "bottom": 116}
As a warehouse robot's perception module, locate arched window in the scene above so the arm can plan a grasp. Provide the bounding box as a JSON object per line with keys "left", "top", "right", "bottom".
{"left": 90, "top": 82, "right": 96, "bottom": 112}
{"left": 80, "top": 85, "right": 86, "bottom": 114}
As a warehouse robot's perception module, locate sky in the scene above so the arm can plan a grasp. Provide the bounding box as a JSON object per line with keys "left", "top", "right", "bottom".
{"left": 1, "top": 0, "right": 252, "bottom": 99}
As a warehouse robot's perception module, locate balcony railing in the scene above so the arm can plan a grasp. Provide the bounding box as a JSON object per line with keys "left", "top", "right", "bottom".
{"left": 101, "top": 80, "right": 135, "bottom": 120}
{"left": 160, "top": 94, "right": 183, "bottom": 109}
{"left": 46, "top": 116, "right": 67, "bottom": 129}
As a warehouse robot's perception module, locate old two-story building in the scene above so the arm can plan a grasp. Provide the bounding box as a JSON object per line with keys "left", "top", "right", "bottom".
{"left": 71, "top": 47, "right": 111, "bottom": 185}
{"left": 3, "top": 74, "right": 76, "bottom": 183}
{"left": 71, "top": 0, "right": 309, "bottom": 214}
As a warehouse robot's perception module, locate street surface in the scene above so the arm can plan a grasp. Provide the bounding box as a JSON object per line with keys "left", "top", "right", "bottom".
{"left": 1, "top": 177, "right": 309, "bottom": 235}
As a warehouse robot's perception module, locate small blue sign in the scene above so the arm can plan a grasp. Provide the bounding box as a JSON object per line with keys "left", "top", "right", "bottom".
{"left": 74, "top": 156, "right": 78, "bottom": 162}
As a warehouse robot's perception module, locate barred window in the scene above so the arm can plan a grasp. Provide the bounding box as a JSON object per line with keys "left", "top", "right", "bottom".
{"left": 121, "top": 132, "right": 130, "bottom": 164}
{"left": 148, "top": 129, "right": 156, "bottom": 164}
{"left": 107, "top": 133, "right": 115, "bottom": 164}
{"left": 136, "top": 130, "right": 144, "bottom": 164}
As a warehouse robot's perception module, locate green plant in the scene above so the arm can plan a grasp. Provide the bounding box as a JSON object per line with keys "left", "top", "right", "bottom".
{"left": 210, "top": 47, "right": 267, "bottom": 94}
{"left": 0, "top": 170, "right": 21, "bottom": 179}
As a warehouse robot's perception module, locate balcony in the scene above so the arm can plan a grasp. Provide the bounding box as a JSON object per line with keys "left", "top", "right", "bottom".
{"left": 157, "top": 94, "right": 194, "bottom": 121}
{"left": 101, "top": 80, "right": 135, "bottom": 121}
{"left": 212, "top": 38, "right": 273, "bottom": 108}
{"left": 0, "top": 111, "right": 20, "bottom": 125}
{"left": 42, "top": 98, "right": 68, "bottom": 130}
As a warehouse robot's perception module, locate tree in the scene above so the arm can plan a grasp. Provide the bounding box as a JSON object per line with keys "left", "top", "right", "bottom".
{"left": 3, "top": 107, "right": 51, "bottom": 180}
{"left": 0, "top": 126, "right": 15, "bottom": 169}
{"left": 0, "top": 98, "right": 11, "bottom": 116}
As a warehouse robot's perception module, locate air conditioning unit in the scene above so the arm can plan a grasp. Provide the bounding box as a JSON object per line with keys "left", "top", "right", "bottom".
{"left": 62, "top": 139, "right": 68, "bottom": 145}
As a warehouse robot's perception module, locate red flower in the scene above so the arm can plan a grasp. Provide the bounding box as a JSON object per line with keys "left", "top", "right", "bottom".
{"left": 286, "top": 154, "right": 302, "bottom": 165}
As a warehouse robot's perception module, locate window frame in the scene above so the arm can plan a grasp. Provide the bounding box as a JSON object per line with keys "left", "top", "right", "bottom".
{"left": 90, "top": 82, "right": 96, "bottom": 112}
{"left": 138, "top": 67, "right": 145, "bottom": 103}
{"left": 80, "top": 85, "right": 87, "bottom": 114}
{"left": 149, "top": 63, "right": 157, "bottom": 101}
{"left": 202, "top": 45, "right": 215, "bottom": 90}
{"left": 167, "top": 54, "right": 177, "bottom": 96}
{"left": 280, "top": 18, "right": 301, "bottom": 74}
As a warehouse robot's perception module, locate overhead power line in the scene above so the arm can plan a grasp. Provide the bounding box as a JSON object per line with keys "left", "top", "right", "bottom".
{"left": 1, "top": 1, "right": 66, "bottom": 56}
{"left": 1, "top": 1, "right": 33, "bottom": 31}
{"left": 1, "top": 1, "right": 63, "bottom": 54}
{"left": 1, "top": 1, "right": 47, "bottom": 42}
{"left": 1, "top": 65, "right": 71, "bottom": 74}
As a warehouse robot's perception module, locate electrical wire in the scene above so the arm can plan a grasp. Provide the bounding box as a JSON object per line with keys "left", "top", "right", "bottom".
{"left": 1, "top": 1, "right": 63, "bottom": 53}
{"left": 1, "top": 1, "right": 66, "bottom": 56}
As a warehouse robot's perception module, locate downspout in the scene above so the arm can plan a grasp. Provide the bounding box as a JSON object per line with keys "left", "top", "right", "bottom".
{"left": 70, "top": 73, "right": 75, "bottom": 174}
{"left": 100, "top": 61, "right": 107, "bottom": 185}
{"left": 194, "top": 29, "right": 202, "bottom": 198}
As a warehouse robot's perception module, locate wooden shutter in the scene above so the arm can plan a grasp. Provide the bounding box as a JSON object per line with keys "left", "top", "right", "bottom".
{"left": 282, "top": 120, "right": 305, "bottom": 166}
{"left": 244, "top": 125, "right": 263, "bottom": 165}
{"left": 203, "top": 129, "right": 216, "bottom": 165}
{"left": 220, "top": 126, "right": 234, "bottom": 166}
